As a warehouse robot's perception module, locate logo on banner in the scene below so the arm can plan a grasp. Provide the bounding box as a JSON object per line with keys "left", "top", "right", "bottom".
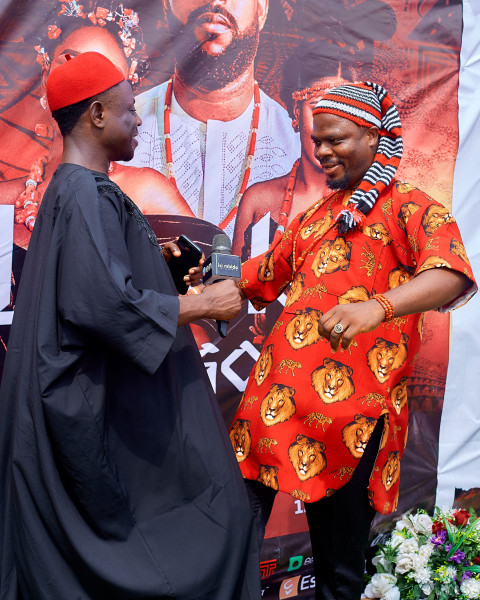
{"left": 279, "top": 575, "right": 300, "bottom": 598}
{"left": 260, "top": 559, "right": 277, "bottom": 579}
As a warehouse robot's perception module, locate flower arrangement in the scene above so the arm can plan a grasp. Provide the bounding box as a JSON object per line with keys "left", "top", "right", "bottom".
{"left": 363, "top": 507, "right": 480, "bottom": 600}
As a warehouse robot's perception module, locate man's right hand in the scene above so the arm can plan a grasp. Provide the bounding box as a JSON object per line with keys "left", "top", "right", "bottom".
{"left": 177, "top": 279, "right": 243, "bottom": 326}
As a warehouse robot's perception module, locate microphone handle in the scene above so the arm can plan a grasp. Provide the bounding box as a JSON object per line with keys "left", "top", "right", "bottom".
{"left": 217, "top": 319, "right": 228, "bottom": 338}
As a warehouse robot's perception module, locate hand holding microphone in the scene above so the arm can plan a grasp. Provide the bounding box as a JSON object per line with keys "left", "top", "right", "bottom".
{"left": 202, "top": 234, "right": 242, "bottom": 337}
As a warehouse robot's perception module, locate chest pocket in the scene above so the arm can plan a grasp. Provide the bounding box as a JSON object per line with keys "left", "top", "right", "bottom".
{"left": 299, "top": 229, "right": 387, "bottom": 301}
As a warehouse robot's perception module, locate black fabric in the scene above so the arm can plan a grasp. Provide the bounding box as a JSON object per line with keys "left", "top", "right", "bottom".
{"left": 245, "top": 416, "right": 384, "bottom": 600}
{"left": 0, "top": 164, "right": 260, "bottom": 600}
{"left": 304, "top": 415, "right": 384, "bottom": 600}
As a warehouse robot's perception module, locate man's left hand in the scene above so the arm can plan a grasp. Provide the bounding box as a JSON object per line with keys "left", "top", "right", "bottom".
{"left": 319, "top": 300, "right": 385, "bottom": 352}
{"left": 162, "top": 242, "right": 205, "bottom": 288}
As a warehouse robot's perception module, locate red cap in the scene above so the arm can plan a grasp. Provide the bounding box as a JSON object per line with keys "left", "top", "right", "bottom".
{"left": 46, "top": 51, "right": 125, "bottom": 112}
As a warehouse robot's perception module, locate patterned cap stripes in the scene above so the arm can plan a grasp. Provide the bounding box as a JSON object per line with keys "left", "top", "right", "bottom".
{"left": 313, "top": 82, "right": 403, "bottom": 233}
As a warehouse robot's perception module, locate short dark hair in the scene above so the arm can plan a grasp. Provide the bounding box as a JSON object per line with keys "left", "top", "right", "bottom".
{"left": 51, "top": 95, "right": 97, "bottom": 137}
{"left": 51, "top": 84, "right": 120, "bottom": 137}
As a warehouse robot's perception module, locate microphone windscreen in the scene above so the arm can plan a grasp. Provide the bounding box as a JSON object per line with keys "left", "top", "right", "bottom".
{"left": 212, "top": 233, "right": 232, "bottom": 254}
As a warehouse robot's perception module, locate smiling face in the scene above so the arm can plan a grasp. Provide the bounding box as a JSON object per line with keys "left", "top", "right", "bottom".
{"left": 167, "top": 0, "right": 267, "bottom": 89}
{"left": 101, "top": 80, "right": 141, "bottom": 162}
{"left": 311, "top": 112, "right": 378, "bottom": 190}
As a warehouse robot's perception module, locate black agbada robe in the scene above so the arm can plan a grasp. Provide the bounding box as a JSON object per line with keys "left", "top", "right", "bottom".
{"left": 0, "top": 164, "right": 260, "bottom": 600}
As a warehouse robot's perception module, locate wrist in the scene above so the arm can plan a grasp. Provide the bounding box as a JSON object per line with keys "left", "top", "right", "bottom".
{"left": 372, "top": 293, "right": 395, "bottom": 321}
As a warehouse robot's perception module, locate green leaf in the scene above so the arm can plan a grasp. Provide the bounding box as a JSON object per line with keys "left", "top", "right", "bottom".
{"left": 465, "top": 565, "right": 480, "bottom": 573}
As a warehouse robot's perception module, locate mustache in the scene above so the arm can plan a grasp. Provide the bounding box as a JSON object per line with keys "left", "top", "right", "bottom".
{"left": 320, "top": 160, "right": 341, "bottom": 167}
{"left": 186, "top": 3, "right": 239, "bottom": 35}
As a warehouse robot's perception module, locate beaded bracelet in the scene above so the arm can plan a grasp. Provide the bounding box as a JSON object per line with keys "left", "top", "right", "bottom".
{"left": 372, "top": 293, "right": 395, "bottom": 321}
{"left": 186, "top": 286, "right": 201, "bottom": 296}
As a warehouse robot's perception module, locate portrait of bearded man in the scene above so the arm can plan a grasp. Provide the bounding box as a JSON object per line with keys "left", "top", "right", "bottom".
{"left": 124, "top": 0, "right": 300, "bottom": 235}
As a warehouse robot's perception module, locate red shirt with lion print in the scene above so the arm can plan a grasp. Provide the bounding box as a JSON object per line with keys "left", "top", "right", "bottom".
{"left": 230, "top": 180, "right": 476, "bottom": 514}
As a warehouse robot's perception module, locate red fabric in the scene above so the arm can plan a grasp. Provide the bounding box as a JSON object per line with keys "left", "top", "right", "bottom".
{"left": 46, "top": 51, "right": 125, "bottom": 112}
{"left": 312, "top": 82, "right": 381, "bottom": 128}
{"left": 232, "top": 180, "right": 476, "bottom": 514}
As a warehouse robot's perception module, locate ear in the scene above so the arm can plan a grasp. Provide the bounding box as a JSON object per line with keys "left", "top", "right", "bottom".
{"left": 89, "top": 100, "right": 106, "bottom": 129}
{"left": 365, "top": 126, "right": 379, "bottom": 150}
{"left": 257, "top": 0, "right": 268, "bottom": 31}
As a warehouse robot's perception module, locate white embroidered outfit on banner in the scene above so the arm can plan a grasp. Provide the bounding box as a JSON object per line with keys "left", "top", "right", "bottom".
{"left": 128, "top": 81, "right": 300, "bottom": 234}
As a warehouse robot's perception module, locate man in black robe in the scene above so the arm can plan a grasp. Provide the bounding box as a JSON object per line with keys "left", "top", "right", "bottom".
{"left": 0, "top": 51, "right": 260, "bottom": 600}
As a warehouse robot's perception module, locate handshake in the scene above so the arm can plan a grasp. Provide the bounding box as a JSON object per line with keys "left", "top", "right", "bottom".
{"left": 163, "top": 234, "right": 245, "bottom": 329}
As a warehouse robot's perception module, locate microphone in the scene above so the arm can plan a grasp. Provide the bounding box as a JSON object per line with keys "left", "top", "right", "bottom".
{"left": 203, "top": 233, "right": 242, "bottom": 337}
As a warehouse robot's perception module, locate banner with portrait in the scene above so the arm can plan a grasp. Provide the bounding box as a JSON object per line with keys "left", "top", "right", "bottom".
{"left": 1, "top": 1, "right": 479, "bottom": 597}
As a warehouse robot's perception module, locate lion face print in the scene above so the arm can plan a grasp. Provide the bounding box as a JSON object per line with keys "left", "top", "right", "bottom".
{"left": 299, "top": 210, "right": 334, "bottom": 241}
{"left": 418, "top": 255, "right": 452, "bottom": 272}
{"left": 311, "top": 236, "right": 352, "bottom": 276}
{"left": 388, "top": 264, "right": 414, "bottom": 289}
{"left": 421, "top": 204, "right": 455, "bottom": 237}
{"left": 398, "top": 201, "right": 421, "bottom": 230}
{"left": 391, "top": 378, "right": 408, "bottom": 415}
{"left": 229, "top": 419, "right": 252, "bottom": 462}
{"left": 260, "top": 383, "right": 296, "bottom": 427}
{"left": 338, "top": 285, "right": 371, "bottom": 305}
{"left": 367, "top": 334, "right": 409, "bottom": 384}
{"left": 257, "top": 465, "right": 279, "bottom": 490}
{"left": 258, "top": 252, "right": 275, "bottom": 282}
{"left": 381, "top": 451, "right": 401, "bottom": 491}
{"left": 284, "top": 307, "right": 322, "bottom": 350}
{"left": 450, "top": 238, "right": 469, "bottom": 264}
{"left": 285, "top": 272, "right": 306, "bottom": 307}
{"left": 364, "top": 223, "right": 391, "bottom": 246}
{"left": 342, "top": 414, "right": 377, "bottom": 459}
{"left": 254, "top": 344, "right": 274, "bottom": 386}
{"left": 288, "top": 434, "right": 327, "bottom": 481}
{"left": 311, "top": 357, "right": 355, "bottom": 404}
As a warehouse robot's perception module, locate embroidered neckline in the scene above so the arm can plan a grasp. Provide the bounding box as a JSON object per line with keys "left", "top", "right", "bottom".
{"left": 94, "top": 176, "right": 160, "bottom": 248}
{"left": 163, "top": 77, "right": 261, "bottom": 230}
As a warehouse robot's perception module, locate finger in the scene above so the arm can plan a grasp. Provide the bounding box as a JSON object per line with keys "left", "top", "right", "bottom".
{"left": 329, "top": 322, "right": 347, "bottom": 352}
{"left": 340, "top": 330, "right": 354, "bottom": 351}
{"left": 166, "top": 242, "right": 181, "bottom": 256}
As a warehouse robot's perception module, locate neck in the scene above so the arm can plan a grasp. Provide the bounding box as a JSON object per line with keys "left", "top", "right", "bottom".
{"left": 60, "top": 138, "right": 109, "bottom": 174}
{"left": 173, "top": 65, "right": 256, "bottom": 122}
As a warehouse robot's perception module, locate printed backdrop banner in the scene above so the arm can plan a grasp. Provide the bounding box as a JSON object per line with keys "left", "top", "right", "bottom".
{"left": 0, "top": 1, "right": 478, "bottom": 597}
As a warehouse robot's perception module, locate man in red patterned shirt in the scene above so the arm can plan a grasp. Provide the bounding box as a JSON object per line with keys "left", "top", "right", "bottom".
{"left": 230, "top": 82, "right": 476, "bottom": 600}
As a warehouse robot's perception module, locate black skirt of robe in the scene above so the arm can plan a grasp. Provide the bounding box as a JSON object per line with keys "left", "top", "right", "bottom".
{"left": 0, "top": 164, "right": 260, "bottom": 600}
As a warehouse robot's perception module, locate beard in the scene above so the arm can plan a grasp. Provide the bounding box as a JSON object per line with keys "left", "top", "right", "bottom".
{"left": 326, "top": 172, "right": 351, "bottom": 190}
{"left": 167, "top": 4, "right": 259, "bottom": 91}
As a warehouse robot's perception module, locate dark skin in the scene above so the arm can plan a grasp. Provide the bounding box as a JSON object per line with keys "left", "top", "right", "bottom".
{"left": 61, "top": 79, "right": 242, "bottom": 326}
{"left": 239, "top": 112, "right": 472, "bottom": 351}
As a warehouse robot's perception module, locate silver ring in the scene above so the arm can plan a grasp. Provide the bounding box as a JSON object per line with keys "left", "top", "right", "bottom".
{"left": 333, "top": 323, "right": 344, "bottom": 334}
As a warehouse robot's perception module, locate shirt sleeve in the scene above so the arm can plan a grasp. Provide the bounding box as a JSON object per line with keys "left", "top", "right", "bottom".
{"left": 55, "top": 177, "right": 179, "bottom": 375}
{"left": 239, "top": 211, "right": 304, "bottom": 310}
{"left": 400, "top": 190, "right": 477, "bottom": 312}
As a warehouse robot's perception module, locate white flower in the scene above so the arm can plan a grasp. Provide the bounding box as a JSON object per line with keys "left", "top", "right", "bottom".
{"left": 395, "top": 553, "right": 414, "bottom": 574}
{"left": 413, "top": 566, "right": 432, "bottom": 586}
{"left": 418, "top": 543, "right": 434, "bottom": 560}
{"left": 364, "top": 574, "right": 398, "bottom": 599}
{"left": 384, "top": 588, "right": 400, "bottom": 600}
{"left": 421, "top": 582, "right": 433, "bottom": 596}
{"left": 410, "top": 513, "right": 433, "bottom": 535}
{"left": 461, "top": 578, "right": 480, "bottom": 599}
{"left": 412, "top": 553, "right": 429, "bottom": 571}
{"left": 390, "top": 533, "right": 404, "bottom": 549}
{"left": 372, "top": 551, "right": 393, "bottom": 574}
{"left": 397, "top": 537, "right": 419, "bottom": 555}
{"left": 395, "top": 515, "right": 413, "bottom": 532}
{"left": 446, "top": 566, "right": 457, "bottom": 579}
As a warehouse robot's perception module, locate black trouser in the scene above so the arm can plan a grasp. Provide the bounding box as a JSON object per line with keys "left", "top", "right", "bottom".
{"left": 245, "top": 415, "right": 384, "bottom": 600}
